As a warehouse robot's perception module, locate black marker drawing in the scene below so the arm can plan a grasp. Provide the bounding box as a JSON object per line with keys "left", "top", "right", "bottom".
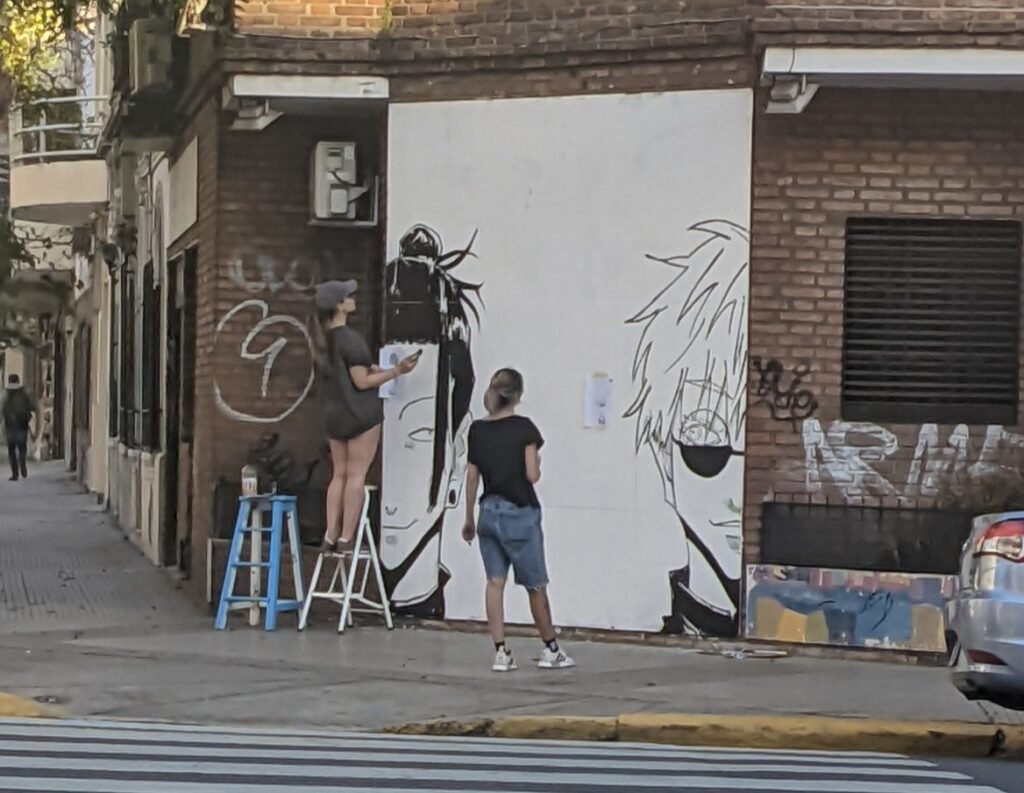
{"left": 750, "top": 357, "right": 817, "bottom": 429}
{"left": 626, "top": 219, "right": 749, "bottom": 638}
{"left": 381, "top": 224, "right": 484, "bottom": 618}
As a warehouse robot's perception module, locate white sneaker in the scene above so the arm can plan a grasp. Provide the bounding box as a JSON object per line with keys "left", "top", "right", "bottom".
{"left": 538, "top": 646, "right": 576, "bottom": 669}
{"left": 492, "top": 647, "right": 518, "bottom": 673}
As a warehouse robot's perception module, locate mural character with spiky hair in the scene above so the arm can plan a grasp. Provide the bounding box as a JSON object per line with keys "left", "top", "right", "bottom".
{"left": 626, "top": 219, "right": 749, "bottom": 637}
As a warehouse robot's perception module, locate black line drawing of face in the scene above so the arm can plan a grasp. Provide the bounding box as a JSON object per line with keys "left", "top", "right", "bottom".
{"left": 625, "top": 219, "right": 749, "bottom": 638}
{"left": 381, "top": 225, "right": 483, "bottom": 616}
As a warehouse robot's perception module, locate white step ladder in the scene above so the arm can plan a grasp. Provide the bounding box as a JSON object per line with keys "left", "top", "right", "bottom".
{"left": 298, "top": 486, "right": 394, "bottom": 633}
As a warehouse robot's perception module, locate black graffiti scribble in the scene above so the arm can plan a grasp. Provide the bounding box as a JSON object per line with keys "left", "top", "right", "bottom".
{"left": 862, "top": 590, "right": 896, "bottom": 632}
{"left": 245, "top": 433, "right": 326, "bottom": 492}
{"left": 750, "top": 357, "right": 818, "bottom": 429}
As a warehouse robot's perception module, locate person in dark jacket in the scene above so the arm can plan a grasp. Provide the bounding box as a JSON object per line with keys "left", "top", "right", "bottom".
{"left": 2, "top": 374, "right": 36, "bottom": 481}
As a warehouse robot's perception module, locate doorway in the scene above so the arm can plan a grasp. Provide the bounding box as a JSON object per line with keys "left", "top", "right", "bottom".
{"left": 162, "top": 248, "right": 198, "bottom": 571}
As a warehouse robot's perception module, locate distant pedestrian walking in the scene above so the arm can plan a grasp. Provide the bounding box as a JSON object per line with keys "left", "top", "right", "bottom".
{"left": 1, "top": 374, "right": 36, "bottom": 481}
{"left": 462, "top": 368, "right": 575, "bottom": 672}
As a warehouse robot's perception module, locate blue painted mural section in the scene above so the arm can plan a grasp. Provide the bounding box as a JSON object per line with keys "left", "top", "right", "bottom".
{"left": 745, "top": 565, "right": 955, "bottom": 652}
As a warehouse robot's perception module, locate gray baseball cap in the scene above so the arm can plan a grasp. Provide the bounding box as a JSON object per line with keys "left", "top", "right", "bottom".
{"left": 314, "top": 279, "right": 358, "bottom": 310}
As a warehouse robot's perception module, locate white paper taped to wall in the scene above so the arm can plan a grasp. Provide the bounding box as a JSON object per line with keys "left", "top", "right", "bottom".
{"left": 379, "top": 345, "right": 404, "bottom": 398}
{"left": 584, "top": 371, "right": 612, "bottom": 429}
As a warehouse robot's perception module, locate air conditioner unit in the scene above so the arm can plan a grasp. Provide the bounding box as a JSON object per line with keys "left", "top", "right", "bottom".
{"left": 129, "top": 19, "right": 173, "bottom": 96}
{"left": 311, "top": 141, "right": 378, "bottom": 225}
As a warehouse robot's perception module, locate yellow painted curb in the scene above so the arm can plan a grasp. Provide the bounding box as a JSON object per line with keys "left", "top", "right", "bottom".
{"left": 387, "top": 713, "right": 1024, "bottom": 758}
{"left": 0, "top": 693, "right": 59, "bottom": 719}
{"left": 616, "top": 714, "right": 1024, "bottom": 757}
{"left": 492, "top": 716, "right": 617, "bottom": 742}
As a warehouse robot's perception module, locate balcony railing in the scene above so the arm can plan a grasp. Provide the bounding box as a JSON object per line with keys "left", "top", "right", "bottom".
{"left": 10, "top": 95, "right": 109, "bottom": 166}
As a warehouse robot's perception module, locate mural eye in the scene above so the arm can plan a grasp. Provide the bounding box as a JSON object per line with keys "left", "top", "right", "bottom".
{"left": 408, "top": 428, "right": 434, "bottom": 444}
{"left": 676, "top": 444, "right": 742, "bottom": 479}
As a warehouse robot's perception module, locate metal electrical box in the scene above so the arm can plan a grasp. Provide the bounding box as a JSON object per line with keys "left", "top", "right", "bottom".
{"left": 128, "top": 19, "right": 173, "bottom": 96}
{"left": 311, "top": 141, "right": 377, "bottom": 225}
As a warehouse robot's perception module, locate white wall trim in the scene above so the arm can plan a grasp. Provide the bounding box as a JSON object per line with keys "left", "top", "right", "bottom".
{"left": 228, "top": 74, "right": 390, "bottom": 102}
{"left": 764, "top": 46, "right": 1024, "bottom": 82}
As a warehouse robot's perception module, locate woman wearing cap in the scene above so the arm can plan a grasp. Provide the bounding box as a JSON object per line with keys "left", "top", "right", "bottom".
{"left": 310, "top": 279, "right": 420, "bottom": 554}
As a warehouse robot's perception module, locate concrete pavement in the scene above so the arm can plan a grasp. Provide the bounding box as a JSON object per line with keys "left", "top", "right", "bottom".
{"left": 0, "top": 462, "right": 1007, "bottom": 748}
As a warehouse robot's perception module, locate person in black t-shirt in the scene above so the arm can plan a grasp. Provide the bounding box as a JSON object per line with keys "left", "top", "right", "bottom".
{"left": 462, "top": 368, "right": 575, "bottom": 672}
{"left": 310, "top": 280, "right": 420, "bottom": 554}
{"left": 1, "top": 374, "right": 36, "bottom": 481}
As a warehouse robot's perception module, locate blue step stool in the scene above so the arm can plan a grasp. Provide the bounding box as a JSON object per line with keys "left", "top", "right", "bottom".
{"left": 214, "top": 494, "right": 305, "bottom": 631}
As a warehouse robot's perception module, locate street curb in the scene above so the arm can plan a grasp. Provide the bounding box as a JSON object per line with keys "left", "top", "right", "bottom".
{"left": 385, "top": 713, "right": 1024, "bottom": 758}
{"left": 0, "top": 693, "right": 61, "bottom": 719}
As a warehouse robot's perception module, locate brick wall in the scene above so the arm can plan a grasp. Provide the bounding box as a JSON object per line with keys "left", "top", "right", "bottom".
{"left": 233, "top": 0, "right": 387, "bottom": 37}
{"left": 756, "top": 0, "right": 1024, "bottom": 46}
{"left": 744, "top": 87, "right": 1024, "bottom": 565}
{"left": 188, "top": 112, "right": 384, "bottom": 554}
{"left": 188, "top": 96, "right": 221, "bottom": 580}
{"left": 384, "top": 0, "right": 752, "bottom": 58}
{"left": 230, "top": 1, "right": 754, "bottom": 65}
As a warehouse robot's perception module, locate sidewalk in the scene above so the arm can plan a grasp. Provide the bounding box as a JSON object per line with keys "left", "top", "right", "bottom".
{"left": 0, "top": 464, "right": 987, "bottom": 732}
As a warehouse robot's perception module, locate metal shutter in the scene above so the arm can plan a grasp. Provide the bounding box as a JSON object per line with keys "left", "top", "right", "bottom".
{"left": 842, "top": 217, "right": 1022, "bottom": 425}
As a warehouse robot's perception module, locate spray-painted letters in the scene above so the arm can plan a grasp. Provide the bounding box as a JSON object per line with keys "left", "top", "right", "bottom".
{"left": 803, "top": 419, "right": 1024, "bottom": 502}
{"left": 227, "top": 251, "right": 333, "bottom": 295}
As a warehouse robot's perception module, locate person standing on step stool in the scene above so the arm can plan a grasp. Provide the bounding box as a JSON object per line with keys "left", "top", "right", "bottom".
{"left": 462, "top": 368, "right": 575, "bottom": 672}
{"left": 1, "top": 374, "right": 36, "bottom": 482}
{"left": 309, "top": 280, "right": 421, "bottom": 555}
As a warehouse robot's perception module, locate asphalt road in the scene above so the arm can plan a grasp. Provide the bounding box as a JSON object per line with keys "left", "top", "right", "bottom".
{"left": 0, "top": 717, "right": 1016, "bottom": 792}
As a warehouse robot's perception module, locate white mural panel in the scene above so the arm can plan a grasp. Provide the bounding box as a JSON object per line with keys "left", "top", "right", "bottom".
{"left": 384, "top": 89, "right": 753, "bottom": 635}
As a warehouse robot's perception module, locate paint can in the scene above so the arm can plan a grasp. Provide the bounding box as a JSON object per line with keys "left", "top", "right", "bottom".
{"left": 241, "top": 464, "right": 259, "bottom": 497}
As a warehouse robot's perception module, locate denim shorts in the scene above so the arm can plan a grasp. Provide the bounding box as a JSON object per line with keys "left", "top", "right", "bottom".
{"left": 478, "top": 496, "right": 549, "bottom": 590}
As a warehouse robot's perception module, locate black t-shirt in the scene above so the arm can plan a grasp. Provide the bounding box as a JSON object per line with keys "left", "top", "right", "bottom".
{"left": 468, "top": 415, "right": 544, "bottom": 508}
{"left": 322, "top": 327, "right": 383, "bottom": 437}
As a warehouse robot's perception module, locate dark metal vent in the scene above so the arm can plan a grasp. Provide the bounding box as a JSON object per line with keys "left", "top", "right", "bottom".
{"left": 843, "top": 217, "right": 1022, "bottom": 424}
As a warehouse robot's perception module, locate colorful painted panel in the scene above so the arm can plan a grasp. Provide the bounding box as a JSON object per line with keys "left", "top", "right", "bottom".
{"left": 745, "top": 565, "right": 956, "bottom": 652}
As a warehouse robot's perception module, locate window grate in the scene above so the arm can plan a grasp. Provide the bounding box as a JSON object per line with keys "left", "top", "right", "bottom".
{"left": 842, "top": 217, "right": 1022, "bottom": 425}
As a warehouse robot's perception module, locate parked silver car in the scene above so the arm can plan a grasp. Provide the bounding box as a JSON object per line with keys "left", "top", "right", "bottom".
{"left": 946, "top": 511, "right": 1024, "bottom": 710}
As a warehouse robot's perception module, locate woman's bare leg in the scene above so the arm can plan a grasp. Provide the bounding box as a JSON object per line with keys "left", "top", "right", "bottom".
{"left": 324, "top": 439, "right": 348, "bottom": 543}
{"left": 340, "top": 424, "right": 381, "bottom": 543}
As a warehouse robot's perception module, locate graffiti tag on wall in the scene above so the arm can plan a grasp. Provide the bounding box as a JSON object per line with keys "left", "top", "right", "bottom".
{"left": 214, "top": 299, "right": 315, "bottom": 424}
{"left": 802, "top": 419, "right": 1024, "bottom": 503}
{"left": 750, "top": 357, "right": 817, "bottom": 428}
{"left": 227, "top": 250, "right": 337, "bottom": 295}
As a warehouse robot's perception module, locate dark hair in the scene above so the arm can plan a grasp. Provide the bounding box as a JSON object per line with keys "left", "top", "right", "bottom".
{"left": 485, "top": 368, "right": 524, "bottom": 414}
{"left": 308, "top": 305, "right": 337, "bottom": 375}
{"left": 386, "top": 225, "right": 483, "bottom": 510}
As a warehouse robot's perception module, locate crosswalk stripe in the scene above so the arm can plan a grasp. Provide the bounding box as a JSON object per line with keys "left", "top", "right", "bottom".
{"left": 0, "top": 757, "right": 983, "bottom": 788}
{"left": 0, "top": 741, "right": 940, "bottom": 772}
{"left": 0, "top": 722, "right": 933, "bottom": 766}
{"left": 0, "top": 749, "right": 968, "bottom": 779}
{"left": 0, "top": 719, "right": 1004, "bottom": 793}
{"left": 0, "top": 718, "right": 913, "bottom": 758}
{"left": 0, "top": 772, "right": 1004, "bottom": 793}
{"left": 0, "top": 732, "right": 938, "bottom": 768}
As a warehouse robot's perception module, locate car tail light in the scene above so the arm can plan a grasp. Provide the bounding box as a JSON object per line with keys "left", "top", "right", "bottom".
{"left": 966, "top": 649, "right": 1007, "bottom": 666}
{"left": 973, "top": 520, "right": 1024, "bottom": 563}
